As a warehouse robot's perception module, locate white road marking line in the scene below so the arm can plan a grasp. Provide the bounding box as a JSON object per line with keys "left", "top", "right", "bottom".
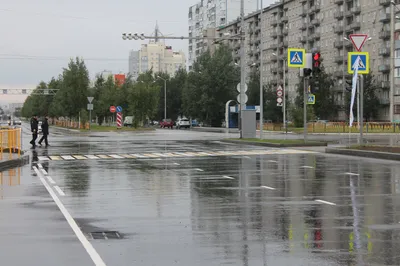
{"left": 46, "top": 176, "right": 56, "bottom": 184}
{"left": 153, "top": 153, "right": 168, "bottom": 157}
{"left": 176, "top": 152, "right": 194, "bottom": 157}
{"left": 85, "top": 155, "right": 99, "bottom": 159}
{"left": 301, "top": 166, "right": 315, "bottom": 169}
{"left": 37, "top": 163, "right": 43, "bottom": 169}
{"left": 261, "top": 185, "right": 276, "bottom": 190}
{"left": 344, "top": 172, "right": 359, "bottom": 176}
{"left": 33, "top": 167, "right": 106, "bottom": 266}
{"left": 195, "top": 168, "right": 204, "bottom": 172}
{"left": 243, "top": 156, "right": 251, "bottom": 159}
{"left": 49, "top": 156, "right": 62, "bottom": 160}
{"left": 61, "top": 155, "right": 75, "bottom": 160}
{"left": 268, "top": 160, "right": 278, "bottom": 163}
{"left": 38, "top": 156, "right": 50, "bottom": 161}
{"left": 108, "top": 154, "right": 124, "bottom": 159}
{"left": 173, "top": 163, "right": 180, "bottom": 165}
{"left": 54, "top": 186, "right": 66, "bottom": 196}
{"left": 223, "top": 176, "right": 235, "bottom": 179}
{"left": 315, "top": 199, "right": 337, "bottom": 206}
{"left": 73, "top": 155, "right": 87, "bottom": 160}
{"left": 40, "top": 168, "right": 48, "bottom": 175}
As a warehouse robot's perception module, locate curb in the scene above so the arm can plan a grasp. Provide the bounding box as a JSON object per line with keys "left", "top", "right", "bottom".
{"left": 325, "top": 147, "right": 400, "bottom": 161}
{"left": 191, "top": 127, "right": 239, "bottom": 134}
{"left": 52, "top": 126, "right": 80, "bottom": 132}
{"left": 0, "top": 153, "right": 30, "bottom": 171}
{"left": 222, "top": 139, "right": 328, "bottom": 147}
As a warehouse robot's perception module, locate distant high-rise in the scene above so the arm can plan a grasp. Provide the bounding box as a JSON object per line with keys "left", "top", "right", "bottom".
{"left": 128, "top": 23, "right": 186, "bottom": 79}
{"left": 188, "top": 0, "right": 258, "bottom": 70}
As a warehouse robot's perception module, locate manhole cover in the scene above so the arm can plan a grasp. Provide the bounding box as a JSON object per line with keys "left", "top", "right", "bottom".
{"left": 89, "top": 231, "right": 121, "bottom": 240}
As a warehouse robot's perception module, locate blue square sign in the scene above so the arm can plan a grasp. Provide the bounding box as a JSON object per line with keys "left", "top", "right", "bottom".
{"left": 348, "top": 52, "right": 369, "bottom": 74}
{"left": 287, "top": 48, "right": 305, "bottom": 68}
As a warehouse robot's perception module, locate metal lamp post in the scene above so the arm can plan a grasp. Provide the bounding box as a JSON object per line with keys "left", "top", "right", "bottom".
{"left": 259, "top": 0, "right": 264, "bottom": 139}
{"left": 157, "top": 76, "right": 167, "bottom": 120}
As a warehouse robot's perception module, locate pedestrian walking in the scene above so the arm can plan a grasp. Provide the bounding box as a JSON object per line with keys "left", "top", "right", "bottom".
{"left": 38, "top": 116, "right": 50, "bottom": 146}
{"left": 30, "top": 115, "right": 38, "bottom": 148}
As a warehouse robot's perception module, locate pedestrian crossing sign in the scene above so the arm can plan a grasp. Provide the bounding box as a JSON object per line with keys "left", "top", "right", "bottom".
{"left": 288, "top": 48, "right": 306, "bottom": 68}
{"left": 348, "top": 52, "right": 369, "bottom": 74}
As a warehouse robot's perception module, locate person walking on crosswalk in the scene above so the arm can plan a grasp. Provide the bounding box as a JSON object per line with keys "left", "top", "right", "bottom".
{"left": 30, "top": 115, "right": 38, "bottom": 148}
{"left": 38, "top": 116, "right": 50, "bottom": 147}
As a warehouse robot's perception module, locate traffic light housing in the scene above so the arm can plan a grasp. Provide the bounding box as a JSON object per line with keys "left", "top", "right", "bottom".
{"left": 312, "top": 52, "right": 321, "bottom": 74}
{"left": 345, "top": 79, "right": 352, "bottom": 92}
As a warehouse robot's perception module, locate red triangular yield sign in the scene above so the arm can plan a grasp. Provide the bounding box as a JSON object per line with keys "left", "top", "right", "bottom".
{"left": 349, "top": 34, "right": 368, "bottom": 51}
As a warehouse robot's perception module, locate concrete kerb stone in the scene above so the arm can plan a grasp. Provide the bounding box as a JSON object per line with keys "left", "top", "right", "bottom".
{"left": 0, "top": 153, "right": 30, "bottom": 171}
{"left": 221, "top": 139, "right": 328, "bottom": 147}
{"left": 326, "top": 147, "right": 400, "bottom": 161}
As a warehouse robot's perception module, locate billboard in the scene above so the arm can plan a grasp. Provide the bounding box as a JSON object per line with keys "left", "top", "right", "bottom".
{"left": 114, "top": 74, "right": 126, "bottom": 87}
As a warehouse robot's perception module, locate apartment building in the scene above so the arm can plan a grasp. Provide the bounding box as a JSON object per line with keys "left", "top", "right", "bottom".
{"left": 216, "top": 0, "right": 400, "bottom": 121}
{"left": 128, "top": 42, "right": 186, "bottom": 79}
{"left": 188, "top": 0, "right": 258, "bottom": 70}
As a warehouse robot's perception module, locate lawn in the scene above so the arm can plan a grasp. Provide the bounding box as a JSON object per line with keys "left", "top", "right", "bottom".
{"left": 348, "top": 145, "right": 400, "bottom": 153}
{"left": 228, "top": 138, "right": 322, "bottom": 145}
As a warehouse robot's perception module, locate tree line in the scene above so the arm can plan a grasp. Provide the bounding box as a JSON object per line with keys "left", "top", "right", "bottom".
{"left": 21, "top": 45, "right": 383, "bottom": 127}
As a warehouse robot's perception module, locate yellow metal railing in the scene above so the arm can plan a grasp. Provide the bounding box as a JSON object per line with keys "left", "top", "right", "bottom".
{"left": 0, "top": 128, "right": 22, "bottom": 160}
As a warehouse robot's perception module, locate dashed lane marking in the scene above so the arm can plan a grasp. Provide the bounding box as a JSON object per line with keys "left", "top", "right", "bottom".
{"left": 315, "top": 199, "right": 336, "bottom": 206}
{"left": 261, "top": 185, "right": 276, "bottom": 190}
{"left": 37, "top": 149, "right": 316, "bottom": 161}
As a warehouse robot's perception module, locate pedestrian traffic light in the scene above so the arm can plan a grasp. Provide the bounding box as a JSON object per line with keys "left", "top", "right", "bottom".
{"left": 312, "top": 52, "right": 321, "bottom": 74}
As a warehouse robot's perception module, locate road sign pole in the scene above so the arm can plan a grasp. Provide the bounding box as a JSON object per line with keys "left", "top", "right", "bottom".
{"left": 89, "top": 109, "right": 91, "bottom": 131}
{"left": 360, "top": 74, "right": 364, "bottom": 145}
{"left": 303, "top": 76, "right": 308, "bottom": 143}
{"left": 283, "top": 58, "right": 286, "bottom": 134}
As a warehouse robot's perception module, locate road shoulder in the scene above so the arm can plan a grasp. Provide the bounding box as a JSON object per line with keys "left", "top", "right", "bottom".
{"left": 326, "top": 147, "right": 400, "bottom": 161}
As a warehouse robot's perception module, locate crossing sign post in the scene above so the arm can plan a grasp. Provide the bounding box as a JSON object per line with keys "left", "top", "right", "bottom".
{"left": 348, "top": 52, "right": 369, "bottom": 74}
{"left": 287, "top": 48, "right": 306, "bottom": 68}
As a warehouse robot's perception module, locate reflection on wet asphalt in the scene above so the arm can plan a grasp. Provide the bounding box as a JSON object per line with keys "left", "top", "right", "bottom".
{"left": 5, "top": 127, "right": 400, "bottom": 265}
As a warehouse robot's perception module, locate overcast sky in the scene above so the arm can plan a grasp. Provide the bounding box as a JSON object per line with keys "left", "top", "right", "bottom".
{"left": 0, "top": 0, "right": 273, "bottom": 103}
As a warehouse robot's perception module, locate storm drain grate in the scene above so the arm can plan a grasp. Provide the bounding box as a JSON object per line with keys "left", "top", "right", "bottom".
{"left": 89, "top": 231, "right": 121, "bottom": 240}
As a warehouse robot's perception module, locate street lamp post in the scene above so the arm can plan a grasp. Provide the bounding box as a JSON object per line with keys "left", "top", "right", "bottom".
{"left": 259, "top": 0, "right": 264, "bottom": 139}
{"left": 157, "top": 76, "right": 167, "bottom": 120}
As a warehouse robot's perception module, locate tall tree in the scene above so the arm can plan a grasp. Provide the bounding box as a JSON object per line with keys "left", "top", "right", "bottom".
{"left": 246, "top": 69, "right": 260, "bottom": 106}
{"left": 183, "top": 45, "right": 240, "bottom": 126}
{"left": 167, "top": 68, "right": 187, "bottom": 120}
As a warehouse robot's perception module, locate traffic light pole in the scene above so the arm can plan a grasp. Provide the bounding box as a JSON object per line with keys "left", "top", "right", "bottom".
{"left": 359, "top": 74, "right": 364, "bottom": 145}
{"left": 303, "top": 76, "right": 308, "bottom": 143}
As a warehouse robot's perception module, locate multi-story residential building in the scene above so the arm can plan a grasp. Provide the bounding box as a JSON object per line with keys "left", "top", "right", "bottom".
{"left": 128, "top": 42, "right": 186, "bottom": 79}
{"left": 215, "top": 0, "right": 400, "bottom": 121}
{"left": 188, "top": 0, "right": 258, "bottom": 70}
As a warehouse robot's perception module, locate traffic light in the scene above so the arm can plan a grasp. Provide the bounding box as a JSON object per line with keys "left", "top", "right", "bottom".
{"left": 303, "top": 68, "right": 312, "bottom": 77}
{"left": 345, "top": 79, "right": 352, "bottom": 92}
{"left": 312, "top": 52, "right": 321, "bottom": 74}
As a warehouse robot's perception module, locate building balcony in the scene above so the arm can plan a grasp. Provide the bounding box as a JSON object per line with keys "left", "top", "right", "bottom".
{"left": 282, "top": 28, "right": 288, "bottom": 35}
{"left": 345, "top": 10, "right": 353, "bottom": 17}
{"left": 382, "top": 80, "right": 390, "bottom": 89}
{"left": 310, "top": 4, "right": 321, "bottom": 13}
{"left": 300, "top": 0, "right": 307, "bottom": 3}
{"left": 334, "top": 56, "right": 344, "bottom": 63}
{"left": 281, "top": 16, "right": 288, "bottom": 23}
{"left": 335, "top": 0, "right": 344, "bottom": 4}
{"left": 271, "top": 67, "right": 278, "bottom": 73}
{"left": 300, "top": 8, "right": 307, "bottom": 17}
{"left": 300, "top": 23, "right": 307, "bottom": 30}
{"left": 379, "top": 31, "right": 391, "bottom": 39}
{"left": 270, "top": 78, "right": 278, "bottom": 84}
{"left": 311, "top": 19, "right": 320, "bottom": 26}
{"left": 334, "top": 71, "right": 343, "bottom": 77}
{"left": 271, "top": 56, "right": 278, "bottom": 62}
{"left": 378, "top": 64, "right": 390, "bottom": 72}
{"left": 313, "top": 32, "right": 321, "bottom": 39}
{"left": 379, "top": 47, "right": 390, "bottom": 56}
{"left": 271, "top": 18, "right": 278, "bottom": 26}
{"left": 345, "top": 41, "right": 353, "bottom": 48}
{"left": 380, "top": 13, "right": 391, "bottom": 23}
{"left": 334, "top": 11, "right": 344, "bottom": 19}
{"left": 299, "top": 36, "right": 307, "bottom": 43}
{"left": 271, "top": 31, "right": 278, "bottom": 38}
{"left": 350, "top": 22, "right": 361, "bottom": 30}
{"left": 352, "top": 6, "right": 361, "bottom": 14}
{"left": 334, "top": 25, "right": 344, "bottom": 33}
{"left": 269, "top": 43, "right": 278, "bottom": 49}
{"left": 380, "top": 0, "right": 391, "bottom": 6}
{"left": 334, "top": 41, "right": 343, "bottom": 48}
{"left": 283, "top": 40, "right": 288, "bottom": 47}
{"left": 380, "top": 98, "right": 390, "bottom": 105}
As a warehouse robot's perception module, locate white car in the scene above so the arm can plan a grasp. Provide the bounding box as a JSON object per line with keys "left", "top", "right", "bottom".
{"left": 176, "top": 118, "right": 190, "bottom": 129}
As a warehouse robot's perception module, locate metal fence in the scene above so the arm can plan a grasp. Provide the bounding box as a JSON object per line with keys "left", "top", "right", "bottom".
{"left": 0, "top": 128, "right": 22, "bottom": 159}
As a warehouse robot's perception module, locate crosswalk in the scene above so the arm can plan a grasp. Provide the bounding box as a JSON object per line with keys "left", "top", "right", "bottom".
{"left": 37, "top": 149, "right": 315, "bottom": 161}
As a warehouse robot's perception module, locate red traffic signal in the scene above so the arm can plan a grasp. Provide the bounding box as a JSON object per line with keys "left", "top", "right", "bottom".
{"left": 313, "top": 52, "right": 320, "bottom": 61}
{"left": 312, "top": 52, "right": 321, "bottom": 69}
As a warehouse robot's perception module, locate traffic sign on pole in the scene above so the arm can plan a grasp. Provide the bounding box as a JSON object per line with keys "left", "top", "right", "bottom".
{"left": 349, "top": 34, "right": 368, "bottom": 52}
{"left": 287, "top": 48, "right": 306, "bottom": 68}
{"left": 276, "top": 85, "right": 283, "bottom": 107}
{"left": 87, "top": 97, "right": 94, "bottom": 103}
{"left": 116, "top": 112, "right": 123, "bottom": 128}
{"left": 236, "top": 83, "right": 248, "bottom": 93}
{"left": 307, "top": 94, "right": 316, "bottom": 105}
{"left": 110, "top": 106, "right": 116, "bottom": 113}
{"left": 348, "top": 52, "right": 369, "bottom": 74}
{"left": 87, "top": 104, "right": 93, "bottom": 110}
{"left": 116, "top": 106, "right": 123, "bottom": 112}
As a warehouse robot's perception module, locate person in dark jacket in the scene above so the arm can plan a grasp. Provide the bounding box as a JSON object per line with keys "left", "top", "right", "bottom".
{"left": 30, "top": 115, "right": 38, "bottom": 148}
{"left": 38, "top": 116, "right": 50, "bottom": 146}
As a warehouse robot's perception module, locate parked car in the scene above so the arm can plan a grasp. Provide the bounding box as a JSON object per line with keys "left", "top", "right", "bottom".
{"left": 176, "top": 118, "right": 190, "bottom": 129}
{"left": 14, "top": 120, "right": 22, "bottom": 125}
{"left": 160, "top": 119, "right": 174, "bottom": 129}
{"left": 191, "top": 119, "right": 199, "bottom": 127}
{"left": 123, "top": 116, "right": 134, "bottom": 127}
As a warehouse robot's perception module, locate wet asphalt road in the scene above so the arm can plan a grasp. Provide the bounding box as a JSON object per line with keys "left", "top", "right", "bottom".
{"left": 2, "top": 125, "right": 400, "bottom": 265}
